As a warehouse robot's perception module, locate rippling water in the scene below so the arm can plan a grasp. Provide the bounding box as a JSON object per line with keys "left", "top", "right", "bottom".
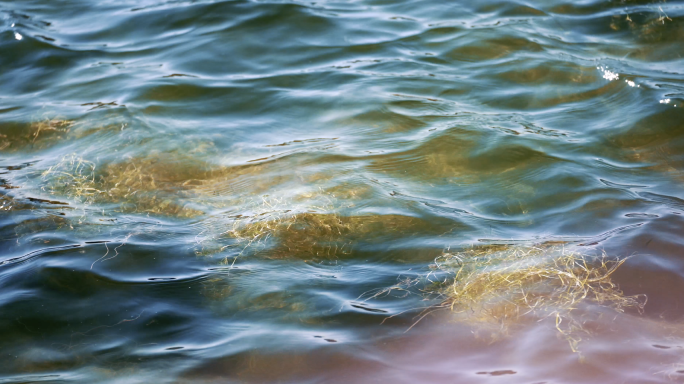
{"left": 1, "top": 0, "right": 684, "bottom": 382}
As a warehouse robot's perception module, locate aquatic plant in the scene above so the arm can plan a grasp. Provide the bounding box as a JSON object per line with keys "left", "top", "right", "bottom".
{"left": 193, "top": 184, "right": 404, "bottom": 259}
{"left": 41, "top": 154, "right": 206, "bottom": 217}
{"left": 0, "top": 110, "right": 136, "bottom": 153}
{"left": 225, "top": 211, "right": 356, "bottom": 261}
{"left": 96, "top": 156, "right": 208, "bottom": 217}
{"left": 0, "top": 118, "right": 74, "bottom": 151}
{"left": 216, "top": 210, "right": 429, "bottom": 262}
{"left": 42, "top": 154, "right": 100, "bottom": 204}
{"left": 427, "top": 244, "right": 646, "bottom": 352}
{"left": 39, "top": 147, "right": 298, "bottom": 218}
{"left": 201, "top": 277, "right": 309, "bottom": 315}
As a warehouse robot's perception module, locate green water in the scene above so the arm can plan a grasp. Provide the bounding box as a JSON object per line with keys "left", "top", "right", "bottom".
{"left": 1, "top": 0, "right": 684, "bottom": 382}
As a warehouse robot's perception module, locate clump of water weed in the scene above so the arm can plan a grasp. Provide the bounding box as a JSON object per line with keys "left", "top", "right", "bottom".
{"left": 201, "top": 195, "right": 440, "bottom": 262}
{"left": 40, "top": 148, "right": 302, "bottom": 218}
{"left": 42, "top": 154, "right": 204, "bottom": 217}
{"left": 95, "top": 156, "right": 211, "bottom": 217}
{"left": 226, "top": 212, "right": 357, "bottom": 260}
{"left": 0, "top": 118, "right": 74, "bottom": 151}
{"left": 428, "top": 244, "right": 646, "bottom": 352}
{"left": 42, "top": 155, "right": 100, "bottom": 204}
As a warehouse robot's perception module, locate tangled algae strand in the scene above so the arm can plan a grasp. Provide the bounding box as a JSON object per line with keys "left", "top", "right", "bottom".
{"left": 201, "top": 195, "right": 438, "bottom": 262}
{"left": 41, "top": 153, "right": 209, "bottom": 217}
{"left": 42, "top": 154, "right": 100, "bottom": 204}
{"left": 225, "top": 211, "right": 357, "bottom": 261}
{"left": 0, "top": 118, "right": 74, "bottom": 151}
{"left": 40, "top": 149, "right": 301, "bottom": 218}
{"left": 428, "top": 244, "right": 646, "bottom": 352}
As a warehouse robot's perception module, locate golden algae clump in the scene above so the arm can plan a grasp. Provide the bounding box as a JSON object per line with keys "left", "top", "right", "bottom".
{"left": 41, "top": 154, "right": 207, "bottom": 217}
{"left": 41, "top": 155, "right": 101, "bottom": 204}
{"left": 40, "top": 148, "right": 293, "bottom": 218}
{"left": 225, "top": 211, "right": 425, "bottom": 261}
{"left": 0, "top": 110, "right": 134, "bottom": 153}
{"left": 95, "top": 155, "right": 213, "bottom": 217}
{"left": 430, "top": 244, "right": 646, "bottom": 352}
{"left": 195, "top": 190, "right": 446, "bottom": 261}
{"left": 227, "top": 212, "right": 356, "bottom": 260}
{"left": 0, "top": 118, "right": 74, "bottom": 151}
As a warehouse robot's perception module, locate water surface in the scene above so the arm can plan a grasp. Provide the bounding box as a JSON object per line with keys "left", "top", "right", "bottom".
{"left": 1, "top": 0, "right": 684, "bottom": 382}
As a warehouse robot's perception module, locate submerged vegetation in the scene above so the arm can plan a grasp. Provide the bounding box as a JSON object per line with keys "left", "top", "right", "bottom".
{"left": 38, "top": 147, "right": 305, "bottom": 218}
{"left": 193, "top": 185, "right": 443, "bottom": 260}
{"left": 40, "top": 153, "right": 218, "bottom": 217}
{"left": 426, "top": 244, "right": 646, "bottom": 352}
{"left": 4, "top": 0, "right": 684, "bottom": 379}
{"left": 0, "top": 112, "right": 135, "bottom": 153}
{"left": 0, "top": 118, "right": 74, "bottom": 151}
{"left": 23, "top": 151, "right": 650, "bottom": 351}
{"left": 1, "top": 116, "right": 654, "bottom": 357}
{"left": 221, "top": 211, "right": 427, "bottom": 261}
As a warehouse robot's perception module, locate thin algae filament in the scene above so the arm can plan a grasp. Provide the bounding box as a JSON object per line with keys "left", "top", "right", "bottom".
{"left": 428, "top": 244, "right": 646, "bottom": 352}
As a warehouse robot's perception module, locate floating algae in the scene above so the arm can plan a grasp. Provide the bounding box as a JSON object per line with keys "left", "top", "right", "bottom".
{"left": 40, "top": 153, "right": 216, "bottom": 217}
{"left": 427, "top": 244, "right": 646, "bottom": 352}
{"left": 41, "top": 155, "right": 100, "bottom": 204}
{"left": 193, "top": 186, "right": 453, "bottom": 261}
{"left": 214, "top": 211, "right": 436, "bottom": 261}
{"left": 39, "top": 148, "right": 306, "bottom": 218}
{"left": 95, "top": 155, "right": 214, "bottom": 217}
{"left": 0, "top": 111, "right": 134, "bottom": 153}
{"left": 0, "top": 118, "right": 74, "bottom": 151}
{"left": 228, "top": 212, "right": 359, "bottom": 260}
